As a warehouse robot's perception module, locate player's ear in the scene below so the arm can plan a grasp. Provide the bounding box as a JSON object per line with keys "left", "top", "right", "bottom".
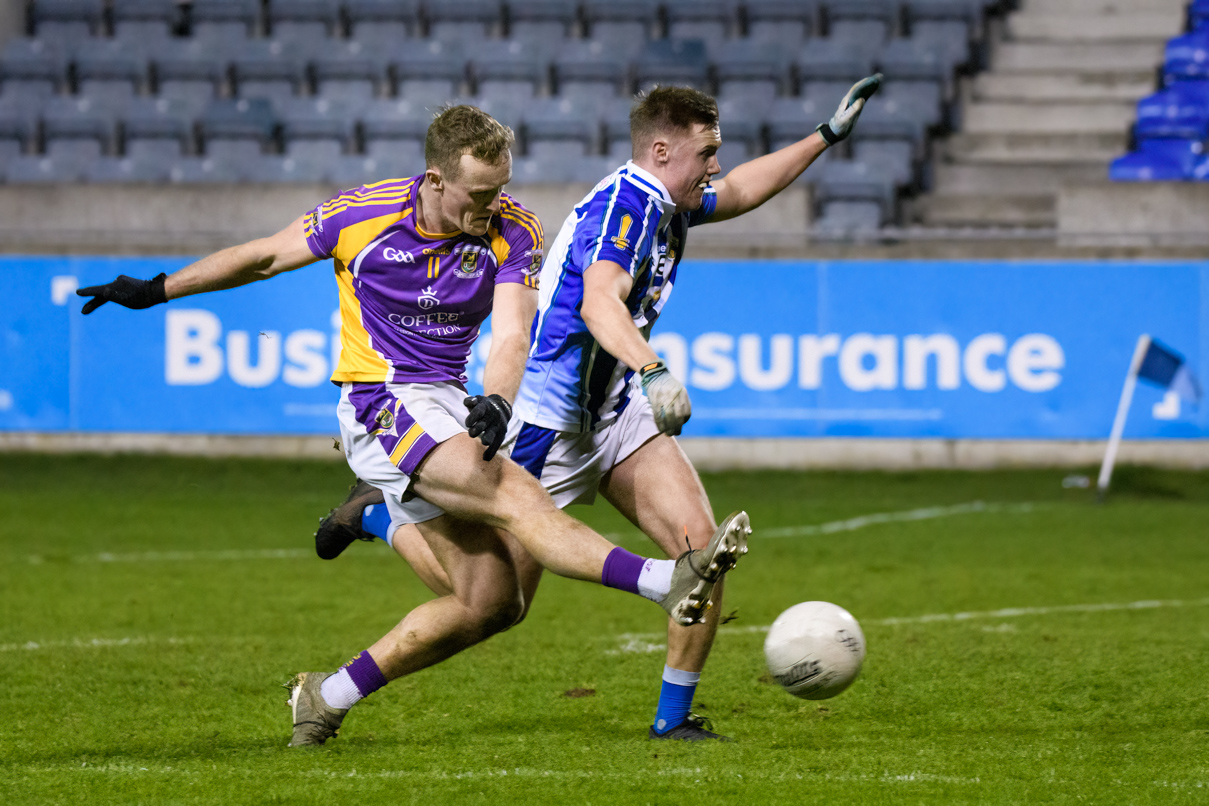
{"left": 425, "top": 166, "right": 444, "bottom": 191}
{"left": 650, "top": 137, "right": 670, "bottom": 166}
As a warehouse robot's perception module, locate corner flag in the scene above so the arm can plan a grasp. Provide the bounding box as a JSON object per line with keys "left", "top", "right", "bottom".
{"left": 1097, "top": 335, "right": 1202, "bottom": 499}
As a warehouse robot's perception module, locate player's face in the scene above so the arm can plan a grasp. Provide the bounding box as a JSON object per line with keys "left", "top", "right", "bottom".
{"left": 663, "top": 122, "right": 722, "bottom": 210}
{"left": 439, "top": 153, "right": 513, "bottom": 237}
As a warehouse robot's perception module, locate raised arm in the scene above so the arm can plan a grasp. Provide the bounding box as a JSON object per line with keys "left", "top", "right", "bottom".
{"left": 709, "top": 74, "right": 882, "bottom": 222}
{"left": 78, "top": 213, "right": 319, "bottom": 314}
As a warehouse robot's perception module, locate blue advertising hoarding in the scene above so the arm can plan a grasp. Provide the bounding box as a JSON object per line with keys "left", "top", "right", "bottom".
{"left": 2, "top": 257, "right": 1206, "bottom": 439}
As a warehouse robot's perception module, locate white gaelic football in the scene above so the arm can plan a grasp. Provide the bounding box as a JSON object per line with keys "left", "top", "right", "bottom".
{"left": 764, "top": 601, "right": 866, "bottom": 700}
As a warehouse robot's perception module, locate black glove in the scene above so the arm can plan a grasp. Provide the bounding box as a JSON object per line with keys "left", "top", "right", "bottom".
{"left": 77, "top": 273, "right": 168, "bottom": 315}
{"left": 463, "top": 394, "right": 512, "bottom": 461}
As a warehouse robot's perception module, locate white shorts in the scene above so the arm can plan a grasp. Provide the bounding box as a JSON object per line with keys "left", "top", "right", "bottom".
{"left": 337, "top": 380, "right": 471, "bottom": 529}
{"left": 505, "top": 394, "right": 662, "bottom": 509}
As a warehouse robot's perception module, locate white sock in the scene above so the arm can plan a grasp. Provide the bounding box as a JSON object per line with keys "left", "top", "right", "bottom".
{"left": 319, "top": 668, "right": 363, "bottom": 711}
{"left": 636, "top": 558, "right": 675, "bottom": 602}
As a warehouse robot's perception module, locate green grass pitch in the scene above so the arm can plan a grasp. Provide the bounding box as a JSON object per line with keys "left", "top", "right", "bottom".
{"left": 2, "top": 453, "right": 1208, "bottom": 804}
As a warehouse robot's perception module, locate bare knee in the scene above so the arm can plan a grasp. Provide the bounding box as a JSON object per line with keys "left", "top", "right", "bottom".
{"left": 462, "top": 587, "right": 524, "bottom": 638}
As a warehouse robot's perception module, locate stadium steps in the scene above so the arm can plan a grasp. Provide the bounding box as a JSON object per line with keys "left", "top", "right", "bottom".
{"left": 910, "top": 0, "right": 1184, "bottom": 232}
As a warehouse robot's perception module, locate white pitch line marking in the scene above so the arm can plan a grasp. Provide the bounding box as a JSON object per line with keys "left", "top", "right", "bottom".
{"left": 760, "top": 500, "right": 1036, "bottom": 539}
{"left": 609, "top": 597, "right": 1209, "bottom": 654}
{"left": 26, "top": 548, "right": 313, "bottom": 565}
{"left": 0, "top": 636, "right": 197, "bottom": 653}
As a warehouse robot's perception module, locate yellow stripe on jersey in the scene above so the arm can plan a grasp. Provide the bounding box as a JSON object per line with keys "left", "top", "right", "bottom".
{"left": 389, "top": 422, "right": 426, "bottom": 467}
{"left": 330, "top": 209, "right": 407, "bottom": 382}
{"left": 321, "top": 178, "right": 416, "bottom": 212}
{"left": 501, "top": 197, "right": 543, "bottom": 237}
{"left": 499, "top": 202, "right": 543, "bottom": 250}
{"left": 323, "top": 190, "right": 413, "bottom": 219}
{"left": 489, "top": 225, "right": 511, "bottom": 270}
{"left": 332, "top": 261, "right": 392, "bottom": 382}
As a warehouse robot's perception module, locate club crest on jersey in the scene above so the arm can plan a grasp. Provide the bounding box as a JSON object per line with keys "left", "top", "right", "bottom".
{"left": 525, "top": 248, "right": 543, "bottom": 277}
{"left": 455, "top": 244, "right": 487, "bottom": 279}
{"left": 611, "top": 214, "right": 633, "bottom": 251}
{"left": 418, "top": 286, "right": 440, "bottom": 309}
{"left": 375, "top": 406, "right": 395, "bottom": 432}
{"left": 309, "top": 209, "right": 323, "bottom": 233}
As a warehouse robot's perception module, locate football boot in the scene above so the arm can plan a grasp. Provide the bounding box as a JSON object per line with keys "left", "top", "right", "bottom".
{"left": 315, "top": 479, "right": 384, "bottom": 560}
{"left": 285, "top": 671, "right": 348, "bottom": 747}
{"left": 649, "top": 712, "right": 733, "bottom": 742}
{"left": 658, "top": 511, "right": 751, "bottom": 627}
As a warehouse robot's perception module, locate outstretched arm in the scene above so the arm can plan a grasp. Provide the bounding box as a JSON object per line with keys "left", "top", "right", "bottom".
{"left": 710, "top": 74, "right": 883, "bottom": 222}
{"left": 78, "top": 214, "right": 319, "bottom": 313}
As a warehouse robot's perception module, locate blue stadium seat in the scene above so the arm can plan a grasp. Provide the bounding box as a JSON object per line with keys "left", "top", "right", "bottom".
{"left": 113, "top": 0, "right": 181, "bottom": 41}
{"left": 511, "top": 154, "right": 580, "bottom": 183}
{"left": 553, "top": 40, "right": 632, "bottom": 100}
{"left": 390, "top": 41, "right": 467, "bottom": 106}
{"left": 1109, "top": 138, "right": 1204, "bottom": 181}
{"left": 567, "top": 155, "right": 622, "bottom": 183}
{"left": 665, "top": 0, "right": 736, "bottom": 52}
{"left": 1134, "top": 84, "right": 1209, "bottom": 141}
{"left": 43, "top": 96, "right": 118, "bottom": 158}
{"left": 813, "top": 159, "right": 896, "bottom": 220}
{"left": 361, "top": 99, "right": 430, "bottom": 162}
{"left": 31, "top": 0, "right": 104, "bottom": 45}
{"left": 766, "top": 96, "right": 831, "bottom": 151}
{"left": 345, "top": 0, "right": 421, "bottom": 44}
{"left": 0, "top": 102, "right": 34, "bottom": 162}
{"left": 231, "top": 41, "right": 308, "bottom": 102}
{"left": 522, "top": 97, "right": 598, "bottom": 160}
{"left": 122, "top": 97, "right": 198, "bottom": 159}
{"left": 191, "top": 0, "right": 261, "bottom": 41}
{"left": 278, "top": 97, "right": 356, "bottom": 161}
{"left": 1163, "top": 30, "right": 1209, "bottom": 84}
{"left": 426, "top": 0, "right": 504, "bottom": 43}
{"left": 199, "top": 98, "right": 276, "bottom": 158}
{"left": 152, "top": 39, "right": 230, "bottom": 105}
{"left": 634, "top": 39, "right": 711, "bottom": 94}
{"left": 852, "top": 137, "right": 916, "bottom": 186}
{"left": 74, "top": 40, "right": 151, "bottom": 107}
{"left": 327, "top": 154, "right": 416, "bottom": 187}
{"left": 713, "top": 39, "right": 789, "bottom": 103}
{"left": 470, "top": 40, "right": 549, "bottom": 103}
{"left": 246, "top": 155, "right": 329, "bottom": 183}
{"left": 85, "top": 155, "right": 173, "bottom": 183}
{"left": 313, "top": 41, "right": 389, "bottom": 101}
{"left": 851, "top": 96, "right": 929, "bottom": 146}
{"left": 795, "top": 40, "right": 876, "bottom": 102}
{"left": 268, "top": 0, "right": 341, "bottom": 43}
{"left": 743, "top": 0, "right": 816, "bottom": 50}
{"left": 821, "top": 0, "right": 896, "bottom": 56}
{"left": 4, "top": 155, "right": 87, "bottom": 183}
{"left": 0, "top": 39, "right": 67, "bottom": 101}
{"left": 508, "top": 0, "right": 581, "bottom": 46}
{"left": 168, "top": 156, "right": 248, "bottom": 183}
{"left": 814, "top": 199, "right": 884, "bottom": 234}
{"left": 716, "top": 96, "right": 768, "bottom": 159}
{"left": 1190, "top": 0, "right": 1209, "bottom": 33}
{"left": 903, "top": 0, "right": 980, "bottom": 63}
{"left": 583, "top": 0, "right": 659, "bottom": 49}
{"left": 602, "top": 96, "right": 635, "bottom": 161}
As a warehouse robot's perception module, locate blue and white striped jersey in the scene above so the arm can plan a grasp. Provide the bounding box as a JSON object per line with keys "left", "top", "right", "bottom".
{"left": 514, "top": 161, "right": 717, "bottom": 432}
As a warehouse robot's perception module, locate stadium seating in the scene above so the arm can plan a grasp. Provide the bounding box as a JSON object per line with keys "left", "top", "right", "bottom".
{"left": 1112, "top": 9, "right": 1209, "bottom": 182}
{"left": 0, "top": 0, "right": 1012, "bottom": 218}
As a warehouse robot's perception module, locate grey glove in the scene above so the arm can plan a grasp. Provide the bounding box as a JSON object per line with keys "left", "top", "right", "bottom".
{"left": 816, "top": 73, "right": 883, "bottom": 146}
{"left": 639, "top": 359, "right": 692, "bottom": 437}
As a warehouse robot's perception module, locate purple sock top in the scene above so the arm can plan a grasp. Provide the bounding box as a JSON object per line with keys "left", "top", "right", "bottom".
{"left": 601, "top": 546, "right": 645, "bottom": 595}
{"left": 344, "top": 650, "right": 388, "bottom": 698}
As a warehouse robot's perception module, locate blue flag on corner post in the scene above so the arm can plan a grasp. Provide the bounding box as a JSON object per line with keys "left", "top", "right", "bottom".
{"left": 1136, "top": 338, "right": 1202, "bottom": 404}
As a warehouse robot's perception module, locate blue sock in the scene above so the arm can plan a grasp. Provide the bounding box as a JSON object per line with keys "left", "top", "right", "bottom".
{"left": 652, "top": 665, "right": 700, "bottom": 734}
{"left": 361, "top": 503, "right": 393, "bottom": 545}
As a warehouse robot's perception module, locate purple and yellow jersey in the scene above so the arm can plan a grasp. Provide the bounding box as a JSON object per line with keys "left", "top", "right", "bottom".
{"left": 305, "top": 176, "right": 543, "bottom": 385}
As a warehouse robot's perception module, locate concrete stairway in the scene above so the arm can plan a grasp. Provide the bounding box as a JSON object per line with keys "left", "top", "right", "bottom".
{"left": 908, "top": 0, "right": 1186, "bottom": 230}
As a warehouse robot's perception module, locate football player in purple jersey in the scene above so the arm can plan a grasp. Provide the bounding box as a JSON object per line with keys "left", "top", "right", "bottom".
{"left": 78, "top": 105, "right": 752, "bottom": 747}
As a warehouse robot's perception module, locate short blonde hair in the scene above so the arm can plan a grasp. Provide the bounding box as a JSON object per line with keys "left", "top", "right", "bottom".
{"left": 425, "top": 105, "right": 515, "bottom": 181}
